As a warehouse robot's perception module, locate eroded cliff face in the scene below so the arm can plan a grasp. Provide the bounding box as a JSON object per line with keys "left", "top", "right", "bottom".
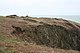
{"left": 10, "top": 17, "right": 80, "bottom": 51}
{"left": 1, "top": 16, "right": 80, "bottom": 53}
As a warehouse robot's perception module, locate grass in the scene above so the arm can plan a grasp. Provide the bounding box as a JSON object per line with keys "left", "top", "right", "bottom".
{"left": 0, "top": 32, "right": 21, "bottom": 43}
{"left": 0, "top": 16, "right": 18, "bottom": 43}
{"left": 0, "top": 16, "right": 6, "bottom": 24}
{"left": 0, "top": 50, "right": 4, "bottom": 53}
{"left": 0, "top": 32, "right": 20, "bottom": 53}
{"left": 0, "top": 16, "right": 25, "bottom": 53}
{"left": 0, "top": 48, "right": 15, "bottom": 53}
{"left": 0, "top": 35, "right": 18, "bottom": 43}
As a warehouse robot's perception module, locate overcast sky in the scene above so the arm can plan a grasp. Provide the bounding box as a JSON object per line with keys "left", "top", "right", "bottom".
{"left": 0, "top": 0, "right": 80, "bottom": 16}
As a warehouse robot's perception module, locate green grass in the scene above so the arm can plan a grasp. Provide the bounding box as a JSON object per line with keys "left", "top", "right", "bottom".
{"left": 0, "top": 16, "right": 20, "bottom": 43}
{"left": 0, "top": 35, "right": 24, "bottom": 53}
{"left": 0, "top": 28, "right": 21, "bottom": 43}
{"left": 0, "top": 50, "right": 4, "bottom": 53}
{"left": 0, "top": 16, "right": 17, "bottom": 53}
{"left": 0, "top": 34, "right": 21, "bottom": 43}
{"left": 0, "top": 32, "right": 20, "bottom": 53}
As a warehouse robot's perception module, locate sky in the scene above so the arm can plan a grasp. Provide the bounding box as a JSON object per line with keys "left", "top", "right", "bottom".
{"left": 0, "top": 0, "right": 80, "bottom": 16}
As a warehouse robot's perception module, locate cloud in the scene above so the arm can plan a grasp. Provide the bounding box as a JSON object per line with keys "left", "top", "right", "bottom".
{"left": 0, "top": 0, "right": 80, "bottom": 15}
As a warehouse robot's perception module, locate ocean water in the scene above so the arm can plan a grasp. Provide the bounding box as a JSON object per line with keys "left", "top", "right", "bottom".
{"left": 32, "top": 15, "right": 80, "bottom": 23}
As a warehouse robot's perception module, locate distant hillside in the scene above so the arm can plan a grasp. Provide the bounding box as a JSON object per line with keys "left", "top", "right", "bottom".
{"left": 0, "top": 15, "right": 80, "bottom": 53}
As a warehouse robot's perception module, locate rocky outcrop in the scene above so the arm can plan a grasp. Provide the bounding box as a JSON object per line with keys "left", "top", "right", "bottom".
{"left": 11, "top": 18, "right": 80, "bottom": 51}
{"left": 6, "top": 15, "right": 18, "bottom": 18}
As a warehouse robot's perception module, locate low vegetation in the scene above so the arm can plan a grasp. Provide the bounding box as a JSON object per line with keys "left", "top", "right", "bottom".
{"left": 0, "top": 15, "right": 80, "bottom": 53}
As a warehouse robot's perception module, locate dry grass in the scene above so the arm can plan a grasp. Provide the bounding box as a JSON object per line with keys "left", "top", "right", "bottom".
{"left": 0, "top": 16, "right": 80, "bottom": 53}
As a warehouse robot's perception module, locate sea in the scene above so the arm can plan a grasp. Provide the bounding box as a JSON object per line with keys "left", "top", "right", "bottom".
{"left": 32, "top": 15, "right": 80, "bottom": 23}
